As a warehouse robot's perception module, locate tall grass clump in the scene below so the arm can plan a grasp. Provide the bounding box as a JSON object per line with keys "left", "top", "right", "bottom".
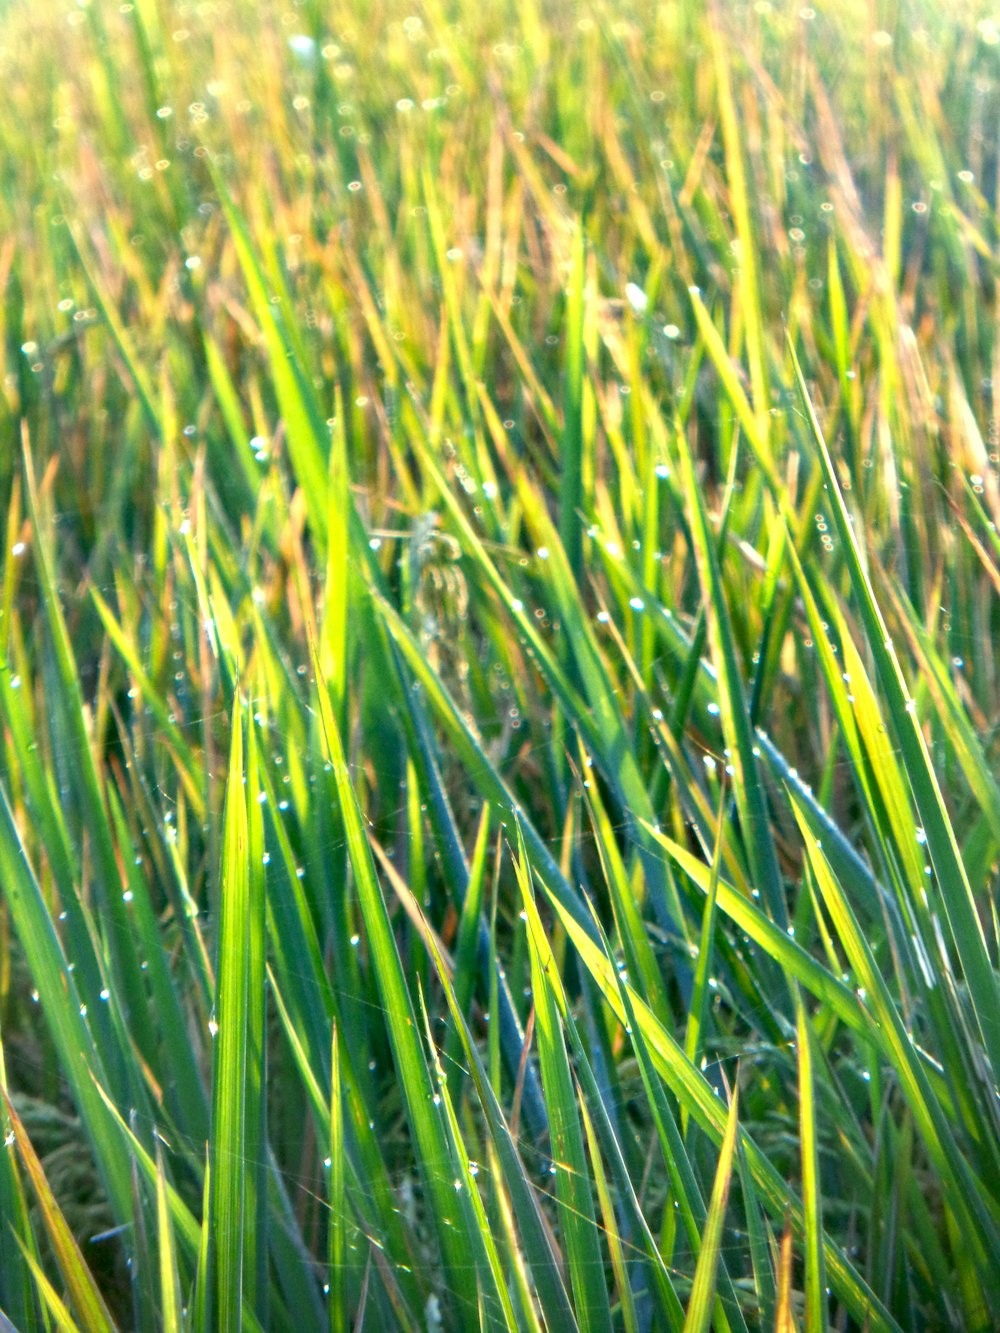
{"left": 0, "top": 0, "right": 999, "bottom": 1327}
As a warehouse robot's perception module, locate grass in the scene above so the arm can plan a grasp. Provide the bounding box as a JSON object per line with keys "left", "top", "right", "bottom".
{"left": 0, "top": 0, "right": 998, "bottom": 1327}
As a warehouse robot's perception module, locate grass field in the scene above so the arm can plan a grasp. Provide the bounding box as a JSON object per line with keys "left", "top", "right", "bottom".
{"left": 0, "top": 0, "right": 999, "bottom": 1327}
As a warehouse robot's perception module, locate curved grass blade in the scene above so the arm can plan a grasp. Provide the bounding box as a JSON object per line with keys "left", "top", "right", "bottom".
{"left": 21, "top": 444, "right": 158, "bottom": 1096}
{"left": 311, "top": 649, "right": 500, "bottom": 1326}
{"left": 416, "top": 983, "right": 520, "bottom": 1333}
{"left": 369, "top": 588, "right": 597, "bottom": 944}
{"left": 516, "top": 888, "right": 685, "bottom": 1329}
{"left": 673, "top": 422, "right": 787, "bottom": 931}
{"left": 788, "top": 336, "right": 1000, "bottom": 1100}
{"left": 578, "top": 1094, "right": 639, "bottom": 1333}
{"left": 16, "top": 1241, "right": 85, "bottom": 1333}
{"left": 0, "top": 785, "right": 133, "bottom": 1220}
{"left": 581, "top": 896, "right": 744, "bottom": 1333}
{"left": 546, "top": 888, "right": 901, "bottom": 1333}
{"left": 208, "top": 163, "right": 329, "bottom": 551}
{"left": 2, "top": 1091, "right": 116, "bottom": 1333}
{"left": 645, "top": 828, "right": 870, "bottom": 1040}
{"left": 155, "top": 1145, "right": 183, "bottom": 1333}
{"left": 515, "top": 842, "right": 614, "bottom": 1333}
{"left": 682, "top": 1086, "right": 739, "bottom": 1333}
{"left": 791, "top": 798, "right": 1000, "bottom": 1318}
{"left": 414, "top": 897, "right": 577, "bottom": 1329}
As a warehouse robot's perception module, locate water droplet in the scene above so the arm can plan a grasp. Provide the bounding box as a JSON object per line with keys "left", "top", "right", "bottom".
{"left": 288, "top": 33, "right": 317, "bottom": 58}
{"left": 625, "top": 282, "right": 647, "bottom": 313}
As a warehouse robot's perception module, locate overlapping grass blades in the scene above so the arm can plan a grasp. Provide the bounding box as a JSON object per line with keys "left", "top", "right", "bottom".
{"left": 1, "top": 0, "right": 999, "bottom": 1328}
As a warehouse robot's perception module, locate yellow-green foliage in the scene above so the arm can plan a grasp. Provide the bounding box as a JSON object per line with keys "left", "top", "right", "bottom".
{"left": 0, "top": 1, "right": 998, "bottom": 1328}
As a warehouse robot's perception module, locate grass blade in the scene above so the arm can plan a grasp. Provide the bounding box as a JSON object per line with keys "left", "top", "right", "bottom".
{"left": 795, "top": 995, "right": 828, "bottom": 1333}
{"left": 2, "top": 1091, "right": 116, "bottom": 1333}
{"left": 788, "top": 336, "right": 1000, "bottom": 1094}
{"left": 683, "top": 1086, "right": 739, "bottom": 1333}
{"left": 516, "top": 841, "right": 614, "bottom": 1333}
{"left": 209, "top": 694, "right": 249, "bottom": 1328}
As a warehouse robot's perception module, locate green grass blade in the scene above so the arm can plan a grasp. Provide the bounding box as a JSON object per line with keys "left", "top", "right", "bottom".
{"left": 682, "top": 1086, "right": 739, "bottom": 1333}
{"left": 674, "top": 421, "right": 787, "bottom": 930}
{"left": 2, "top": 1091, "right": 116, "bottom": 1333}
{"left": 788, "top": 336, "right": 1000, "bottom": 1095}
{"left": 791, "top": 797, "right": 1000, "bottom": 1311}
{"left": 561, "top": 228, "right": 586, "bottom": 580}
{"left": 154, "top": 1147, "right": 183, "bottom": 1333}
{"left": 516, "top": 842, "right": 614, "bottom": 1333}
{"left": 416, "top": 896, "right": 577, "bottom": 1328}
{"left": 208, "top": 164, "right": 329, "bottom": 551}
{"left": 547, "top": 887, "right": 901, "bottom": 1332}
{"left": 684, "top": 793, "right": 726, "bottom": 1082}
{"left": 311, "top": 649, "right": 494, "bottom": 1325}
{"left": 328, "top": 1025, "right": 346, "bottom": 1333}
{"left": 578, "top": 1094, "right": 638, "bottom": 1333}
{"left": 16, "top": 1240, "right": 84, "bottom": 1333}
{"left": 795, "top": 995, "right": 828, "bottom": 1333}
{"left": 0, "top": 784, "right": 132, "bottom": 1219}
{"left": 210, "top": 694, "right": 252, "bottom": 1331}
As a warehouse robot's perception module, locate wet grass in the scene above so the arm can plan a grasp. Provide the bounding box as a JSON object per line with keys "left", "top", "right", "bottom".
{"left": 0, "top": 0, "right": 999, "bottom": 1328}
